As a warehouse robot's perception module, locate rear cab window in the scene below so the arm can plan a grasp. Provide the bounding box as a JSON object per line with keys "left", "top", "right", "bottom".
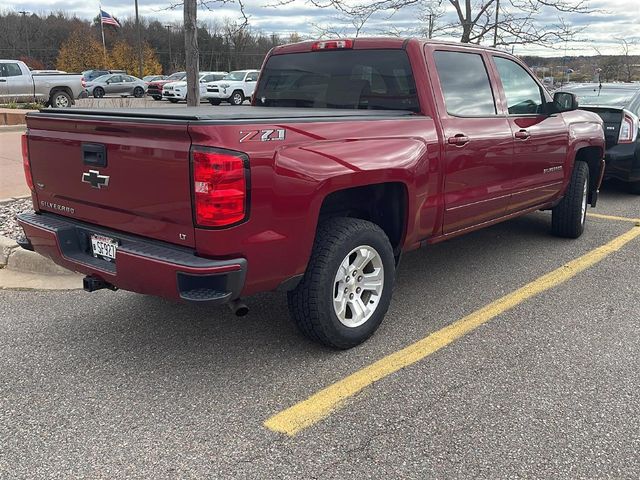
{"left": 433, "top": 51, "right": 497, "bottom": 116}
{"left": 1, "top": 63, "right": 23, "bottom": 77}
{"left": 254, "top": 49, "right": 419, "bottom": 112}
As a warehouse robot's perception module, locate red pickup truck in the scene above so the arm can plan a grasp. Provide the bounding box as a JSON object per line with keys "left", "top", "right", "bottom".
{"left": 18, "top": 38, "right": 605, "bottom": 348}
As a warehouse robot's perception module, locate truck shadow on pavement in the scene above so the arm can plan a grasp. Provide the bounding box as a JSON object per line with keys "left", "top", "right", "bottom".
{"left": 40, "top": 208, "right": 617, "bottom": 369}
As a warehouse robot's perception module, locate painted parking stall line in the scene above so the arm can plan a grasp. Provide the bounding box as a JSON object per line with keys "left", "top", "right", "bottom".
{"left": 588, "top": 212, "right": 640, "bottom": 224}
{"left": 264, "top": 225, "right": 640, "bottom": 436}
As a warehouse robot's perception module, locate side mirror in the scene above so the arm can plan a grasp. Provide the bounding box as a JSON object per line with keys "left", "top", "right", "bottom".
{"left": 550, "top": 91, "right": 578, "bottom": 113}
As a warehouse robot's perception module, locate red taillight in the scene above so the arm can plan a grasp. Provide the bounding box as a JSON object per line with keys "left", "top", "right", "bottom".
{"left": 192, "top": 147, "right": 248, "bottom": 227}
{"left": 311, "top": 39, "right": 353, "bottom": 51}
{"left": 21, "top": 133, "right": 34, "bottom": 192}
{"left": 81, "top": 77, "right": 86, "bottom": 87}
{"left": 618, "top": 112, "right": 638, "bottom": 144}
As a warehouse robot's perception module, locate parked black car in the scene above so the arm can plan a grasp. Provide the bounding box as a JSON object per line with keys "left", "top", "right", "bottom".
{"left": 560, "top": 83, "right": 640, "bottom": 194}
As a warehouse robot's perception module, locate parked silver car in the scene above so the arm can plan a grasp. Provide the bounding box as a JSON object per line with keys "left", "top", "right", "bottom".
{"left": 85, "top": 74, "right": 148, "bottom": 98}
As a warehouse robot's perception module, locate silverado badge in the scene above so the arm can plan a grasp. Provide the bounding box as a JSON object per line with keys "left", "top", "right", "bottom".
{"left": 82, "top": 170, "right": 110, "bottom": 189}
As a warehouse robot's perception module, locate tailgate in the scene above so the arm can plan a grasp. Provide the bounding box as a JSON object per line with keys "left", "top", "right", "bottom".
{"left": 26, "top": 114, "right": 195, "bottom": 247}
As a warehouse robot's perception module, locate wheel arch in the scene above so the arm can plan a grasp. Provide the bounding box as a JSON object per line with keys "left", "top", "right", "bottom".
{"left": 317, "top": 182, "right": 409, "bottom": 259}
{"left": 574, "top": 145, "right": 604, "bottom": 206}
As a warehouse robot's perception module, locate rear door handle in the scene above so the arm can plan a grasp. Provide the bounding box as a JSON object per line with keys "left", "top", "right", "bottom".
{"left": 447, "top": 134, "right": 469, "bottom": 146}
{"left": 515, "top": 130, "right": 530, "bottom": 140}
{"left": 0, "top": 79, "right": 6, "bottom": 82}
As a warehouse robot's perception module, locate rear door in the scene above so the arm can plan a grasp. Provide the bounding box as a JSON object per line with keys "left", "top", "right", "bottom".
{"left": 1, "top": 62, "right": 33, "bottom": 101}
{"left": 27, "top": 114, "right": 195, "bottom": 247}
{"left": 491, "top": 55, "right": 568, "bottom": 212}
{"left": 428, "top": 48, "right": 514, "bottom": 234}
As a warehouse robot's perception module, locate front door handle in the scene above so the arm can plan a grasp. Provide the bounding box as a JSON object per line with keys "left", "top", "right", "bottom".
{"left": 515, "top": 129, "right": 530, "bottom": 140}
{"left": 0, "top": 79, "right": 6, "bottom": 82}
{"left": 447, "top": 134, "right": 469, "bottom": 146}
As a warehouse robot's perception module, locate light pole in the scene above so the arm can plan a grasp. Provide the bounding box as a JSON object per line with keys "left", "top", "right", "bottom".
{"left": 134, "top": 0, "right": 143, "bottom": 78}
{"left": 165, "top": 25, "right": 172, "bottom": 71}
{"left": 18, "top": 10, "right": 30, "bottom": 58}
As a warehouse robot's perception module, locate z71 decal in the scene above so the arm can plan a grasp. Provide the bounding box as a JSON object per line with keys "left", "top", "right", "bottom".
{"left": 239, "top": 129, "right": 286, "bottom": 143}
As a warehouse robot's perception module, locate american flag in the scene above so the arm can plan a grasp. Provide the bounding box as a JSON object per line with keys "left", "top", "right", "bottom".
{"left": 100, "top": 9, "right": 120, "bottom": 28}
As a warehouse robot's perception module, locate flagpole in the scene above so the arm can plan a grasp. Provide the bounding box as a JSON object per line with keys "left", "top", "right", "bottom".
{"left": 99, "top": 4, "right": 107, "bottom": 68}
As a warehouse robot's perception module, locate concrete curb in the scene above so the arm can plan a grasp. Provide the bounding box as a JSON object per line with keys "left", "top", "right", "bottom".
{"left": 0, "top": 234, "right": 83, "bottom": 290}
{"left": 0, "top": 108, "right": 30, "bottom": 126}
{"left": 0, "top": 124, "right": 27, "bottom": 132}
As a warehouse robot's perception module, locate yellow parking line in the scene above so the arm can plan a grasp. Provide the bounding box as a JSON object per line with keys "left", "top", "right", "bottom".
{"left": 588, "top": 213, "right": 640, "bottom": 224}
{"left": 264, "top": 226, "right": 640, "bottom": 436}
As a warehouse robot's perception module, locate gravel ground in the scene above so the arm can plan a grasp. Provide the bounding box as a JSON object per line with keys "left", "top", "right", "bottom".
{"left": 0, "top": 198, "right": 32, "bottom": 241}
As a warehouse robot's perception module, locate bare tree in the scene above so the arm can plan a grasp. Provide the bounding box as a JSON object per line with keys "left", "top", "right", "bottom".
{"left": 290, "top": 0, "right": 594, "bottom": 50}
{"left": 617, "top": 38, "right": 636, "bottom": 83}
{"left": 311, "top": 9, "right": 374, "bottom": 38}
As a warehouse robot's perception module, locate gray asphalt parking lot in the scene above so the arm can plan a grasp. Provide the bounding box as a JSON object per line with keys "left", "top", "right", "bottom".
{"left": 1, "top": 182, "right": 639, "bottom": 478}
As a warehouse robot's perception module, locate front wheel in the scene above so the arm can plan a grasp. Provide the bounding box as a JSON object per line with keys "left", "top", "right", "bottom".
{"left": 168, "top": 99, "right": 179, "bottom": 103}
{"left": 552, "top": 161, "right": 589, "bottom": 238}
{"left": 133, "top": 87, "right": 145, "bottom": 98}
{"left": 152, "top": 95, "right": 162, "bottom": 101}
{"left": 208, "top": 98, "right": 221, "bottom": 106}
{"left": 287, "top": 217, "right": 395, "bottom": 349}
{"left": 629, "top": 181, "right": 640, "bottom": 195}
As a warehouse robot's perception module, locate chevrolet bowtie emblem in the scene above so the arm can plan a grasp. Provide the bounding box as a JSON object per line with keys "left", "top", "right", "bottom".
{"left": 82, "top": 169, "right": 110, "bottom": 189}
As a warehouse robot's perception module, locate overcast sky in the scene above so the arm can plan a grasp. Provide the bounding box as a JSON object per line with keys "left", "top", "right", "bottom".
{"left": 3, "top": 0, "right": 640, "bottom": 56}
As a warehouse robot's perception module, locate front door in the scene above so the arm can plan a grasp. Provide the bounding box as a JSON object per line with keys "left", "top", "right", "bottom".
{"left": 491, "top": 55, "right": 569, "bottom": 212}
{"left": 430, "top": 49, "right": 514, "bottom": 234}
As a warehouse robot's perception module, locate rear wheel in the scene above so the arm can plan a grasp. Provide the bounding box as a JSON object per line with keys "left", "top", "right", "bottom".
{"left": 287, "top": 217, "right": 395, "bottom": 349}
{"left": 49, "top": 90, "right": 72, "bottom": 108}
{"left": 230, "top": 90, "right": 244, "bottom": 106}
{"left": 551, "top": 161, "right": 589, "bottom": 238}
{"left": 208, "top": 99, "right": 221, "bottom": 106}
{"left": 152, "top": 95, "right": 162, "bottom": 101}
{"left": 168, "top": 99, "right": 179, "bottom": 103}
{"left": 630, "top": 181, "right": 640, "bottom": 195}
{"left": 133, "top": 87, "right": 145, "bottom": 98}
{"left": 93, "top": 87, "right": 105, "bottom": 99}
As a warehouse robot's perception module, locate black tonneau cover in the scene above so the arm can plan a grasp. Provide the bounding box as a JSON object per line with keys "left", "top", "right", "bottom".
{"left": 30, "top": 106, "right": 418, "bottom": 123}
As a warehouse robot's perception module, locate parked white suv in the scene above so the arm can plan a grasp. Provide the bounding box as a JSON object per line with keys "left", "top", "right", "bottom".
{"left": 203, "top": 70, "right": 260, "bottom": 106}
{"left": 162, "top": 71, "right": 227, "bottom": 103}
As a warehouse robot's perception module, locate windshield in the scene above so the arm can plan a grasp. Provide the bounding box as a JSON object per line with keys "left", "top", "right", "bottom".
{"left": 223, "top": 71, "right": 247, "bottom": 81}
{"left": 562, "top": 85, "right": 640, "bottom": 107}
{"left": 167, "top": 72, "right": 186, "bottom": 81}
{"left": 254, "top": 50, "right": 419, "bottom": 111}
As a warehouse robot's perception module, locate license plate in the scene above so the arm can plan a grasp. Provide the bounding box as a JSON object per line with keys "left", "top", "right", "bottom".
{"left": 90, "top": 234, "right": 118, "bottom": 262}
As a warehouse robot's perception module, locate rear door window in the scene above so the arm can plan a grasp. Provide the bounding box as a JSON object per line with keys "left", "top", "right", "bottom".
{"left": 494, "top": 56, "right": 544, "bottom": 115}
{"left": 433, "top": 51, "right": 496, "bottom": 116}
{"left": 254, "top": 49, "right": 419, "bottom": 112}
{"left": 1, "top": 63, "right": 23, "bottom": 77}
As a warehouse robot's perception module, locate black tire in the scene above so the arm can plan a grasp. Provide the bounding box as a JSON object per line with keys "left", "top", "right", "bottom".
{"left": 287, "top": 217, "right": 395, "bottom": 349}
{"left": 629, "top": 181, "right": 640, "bottom": 195}
{"left": 169, "top": 99, "right": 179, "bottom": 104}
{"left": 552, "top": 162, "right": 589, "bottom": 238}
{"left": 208, "top": 99, "right": 221, "bottom": 106}
{"left": 230, "top": 90, "right": 244, "bottom": 106}
{"left": 50, "top": 90, "right": 72, "bottom": 107}
{"left": 152, "top": 95, "right": 162, "bottom": 101}
{"left": 133, "top": 87, "right": 145, "bottom": 98}
{"left": 93, "top": 87, "right": 105, "bottom": 99}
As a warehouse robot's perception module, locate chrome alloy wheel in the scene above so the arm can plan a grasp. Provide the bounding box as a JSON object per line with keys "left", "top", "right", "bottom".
{"left": 332, "top": 245, "right": 384, "bottom": 328}
{"left": 580, "top": 177, "right": 588, "bottom": 225}
{"left": 54, "top": 93, "right": 70, "bottom": 107}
